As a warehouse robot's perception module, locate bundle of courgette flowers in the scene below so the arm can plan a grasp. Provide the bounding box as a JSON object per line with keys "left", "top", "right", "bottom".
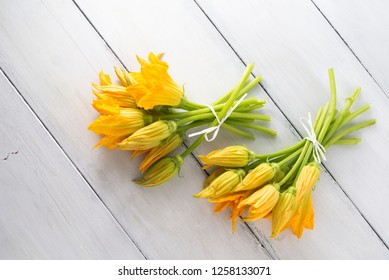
{"left": 88, "top": 53, "right": 276, "bottom": 186}
{"left": 195, "top": 69, "right": 375, "bottom": 238}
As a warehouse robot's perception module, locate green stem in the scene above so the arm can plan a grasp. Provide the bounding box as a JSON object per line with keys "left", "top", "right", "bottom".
{"left": 180, "top": 135, "right": 205, "bottom": 158}
{"left": 175, "top": 111, "right": 270, "bottom": 126}
{"left": 218, "top": 64, "right": 255, "bottom": 118}
{"left": 213, "top": 75, "right": 262, "bottom": 105}
{"left": 180, "top": 64, "right": 255, "bottom": 159}
{"left": 317, "top": 69, "right": 337, "bottom": 143}
{"left": 225, "top": 120, "right": 277, "bottom": 136}
{"left": 322, "top": 87, "right": 361, "bottom": 143}
{"left": 337, "top": 104, "right": 370, "bottom": 131}
{"left": 236, "top": 75, "right": 262, "bottom": 100}
{"left": 177, "top": 120, "right": 209, "bottom": 133}
{"left": 277, "top": 148, "right": 305, "bottom": 167}
{"left": 324, "top": 119, "right": 376, "bottom": 147}
{"left": 293, "top": 145, "right": 314, "bottom": 185}
{"left": 161, "top": 98, "right": 264, "bottom": 120}
{"left": 278, "top": 141, "right": 310, "bottom": 187}
{"left": 334, "top": 137, "right": 361, "bottom": 145}
{"left": 229, "top": 112, "right": 270, "bottom": 121}
{"left": 221, "top": 123, "right": 254, "bottom": 139}
{"left": 178, "top": 97, "right": 206, "bottom": 110}
{"left": 254, "top": 140, "right": 305, "bottom": 159}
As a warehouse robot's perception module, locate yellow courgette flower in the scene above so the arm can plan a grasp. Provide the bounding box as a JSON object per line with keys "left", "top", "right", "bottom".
{"left": 126, "top": 53, "right": 183, "bottom": 110}
{"left": 289, "top": 190, "right": 314, "bottom": 239}
{"left": 194, "top": 169, "right": 245, "bottom": 199}
{"left": 114, "top": 67, "right": 136, "bottom": 86}
{"left": 199, "top": 146, "right": 255, "bottom": 169}
{"left": 203, "top": 167, "right": 226, "bottom": 188}
{"left": 270, "top": 187, "right": 298, "bottom": 238}
{"left": 93, "top": 84, "right": 136, "bottom": 108}
{"left": 130, "top": 149, "right": 150, "bottom": 159}
{"left": 239, "top": 184, "right": 280, "bottom": 222}
{"left": 210, "top": 192, "right": 248, "bottom": 232}
{"left": 296, "top": 162, "right": 320, "bottom": 201}
{"left": 233, "top": 163, "right": 278, "bottom": 192}
{"left": 139, "top": 132, "right": 183, "bottom": 172}
{"left": 134, "top": 156, "right": 183, "bottom": 187}
{"left": 88, "top": 108, "right": 150, "bottom": 137}
{"left": 93, "top": 135, "right": 128, "bottom": 149}
{"left": 92, "top": 97, "right": 121, "bottom": 115}
{"left": 118, "top": 120, "right": 177, "bottom": 151}
{"left": 98, "top": 70, "right": 112, "bottom": 85}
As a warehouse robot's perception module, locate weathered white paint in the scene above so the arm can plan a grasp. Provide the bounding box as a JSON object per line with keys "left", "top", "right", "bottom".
{"left": 0, "top": 71, "right": 143, "bottom": 259}
{"left": 0, "top": 0, "right": 270, "bottom": 259}
{"left": 0, "top": 0, "right": 388, "bottom": 259}
{"left": 196, "top": 0, "right": 389, "bottom": 258}
{"left": 313, "top": 0, "right": 389, "bottom": 96}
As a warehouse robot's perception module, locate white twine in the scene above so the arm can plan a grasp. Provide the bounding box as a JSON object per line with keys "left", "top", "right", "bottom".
{"left": 188, "top": 93, "right": 248, "bottom": 142}
{"left": 300, "top": 112, "right": 327, "bottom": 164}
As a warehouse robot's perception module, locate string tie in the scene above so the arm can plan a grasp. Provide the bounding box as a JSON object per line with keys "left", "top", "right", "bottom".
{"left": 300, "top": 112, "right": 326, "bottom": 163}
{"left": 188, "top": 93, "right": 248, "bottom": 142}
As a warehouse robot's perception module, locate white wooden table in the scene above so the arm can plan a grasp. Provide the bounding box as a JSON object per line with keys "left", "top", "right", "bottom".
{"left": 1, "top": 0, "right": 389, "bottom": 259}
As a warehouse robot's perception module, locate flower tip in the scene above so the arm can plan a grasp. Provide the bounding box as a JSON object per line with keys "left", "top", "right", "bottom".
{"left": 201, "top": 164, "right": 213, "bottom": 170}
{"left": 132, "top": 179, "right": 157, "bottom": 188}
{"left": 270, "top": 231, "right": 280, "bottom": 239}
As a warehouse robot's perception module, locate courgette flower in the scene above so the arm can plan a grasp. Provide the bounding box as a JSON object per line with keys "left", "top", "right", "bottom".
{"left": 289, "top": 190, "right": 314, "bottom": 238}
{"left": 296, "top": 162, "right": 320, "bottom": 201}
{"left": 234, "top": 163, "right": 278, "bottom": 192}
{"left": 139, "top": 132, "right": 183, "bottom": 172}
{"left": 239, "top": 184, "right": 280, "bottom": 222}
{"left": 118, "top": 120, "right": 177, "bottom": 151}
{"left": 209, "top": 192, "right": 248, "bottom": 232}
{"left": 199, "top": 146, "right": 255, "bottom": 169}
{"left": 194, "top": 169, "right": 245, "bottom": 199}
{"left": 128, "top": 53, "right": 183, "bottom": 110}
{"left": 134, "top": 156, "right": 183, "bottom": 187}
{"left": 89, "top": 108, "right": 151, "bottom": 137}
{"left": 271, "top": 187, "right": 298, "bottom": 238}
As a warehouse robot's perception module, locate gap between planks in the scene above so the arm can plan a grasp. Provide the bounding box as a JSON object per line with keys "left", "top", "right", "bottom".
{"left": 0, "top": 66, "right": 148, "bottom": 260}
{"left": 310, "top": 0, "right": 388, "bottom": 99}
{"left": 193, "top": 0, "right": 389, "bottom": 251}
{"left": 71, "top": 0, "right": 278, "bottom": 259}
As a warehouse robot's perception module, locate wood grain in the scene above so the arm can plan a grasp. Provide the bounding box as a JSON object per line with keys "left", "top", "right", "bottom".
{"left": 76, "top": 0, "right": 389, "bottom": 258}
{"left": 0, "top": 71, "right": 143, "bottom": 259}
{"left": 0, "top": 0, "right": 270, "bottom": 259}
{"left": 1, "top": 0, "right": 388, "bottom": 259}
{"left": 313, "top": 0, "right": 389, "bottom": 96}
{"left": 196, "top": 0, "right": 389, "bottom": 257}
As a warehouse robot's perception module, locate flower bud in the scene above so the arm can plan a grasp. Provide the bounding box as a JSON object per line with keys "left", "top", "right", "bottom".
{"left": 89, "top": 108, "right": 149, "bottom": 137}
{"left": 134, "top": 156, "right": 183, "bottom": 187}
{"left": 271, "top": 187, "right": 298, "bottom": 238}
{"left": 239, "top": 184, "right": 280, "bottom": 222}
{"left": 290, "top": 190, "right": 314, "bottom": 239}
{"left": 233, "top": 163, "right": 278, "bottom": 192}
{"left": 203, "top": 167, "right": 226, "bottom": 188}
{"left": 118, "top": 120, "right": 177, "bottom": 151}
{"left": 139, "top": 132, "right": 183, "bottom": 172}
{"left": 199, "top": 146, "right": 255, "bottom": 168}
{"left": 296, "top": 162, "right": 320, "bottom": 201}
{"left": 194, "top": 169, "right": 245, "bottom": 199}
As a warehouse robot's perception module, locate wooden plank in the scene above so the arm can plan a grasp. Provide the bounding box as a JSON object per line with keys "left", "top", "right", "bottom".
{"left": 313, "top": 0, "right": 389, "bottom": 96}
{"left": 75, "top": 0, "right": 389, "bottom": 258}
{"left": 194, "top": 0, "right": 389, "bottom": 258}
{"left": 0, "top": 0, "right": 270, "bottom": 259}
{"left": 0, "top": 71, "right": 143, "bottom": 259}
